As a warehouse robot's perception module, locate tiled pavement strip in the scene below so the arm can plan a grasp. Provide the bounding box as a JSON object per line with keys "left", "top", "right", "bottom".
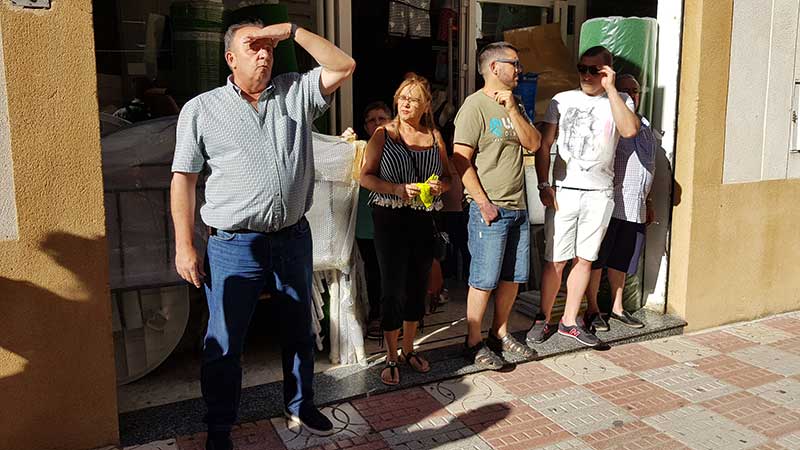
{"left": 98, "top": 311, "right": 800, "bottom": 450}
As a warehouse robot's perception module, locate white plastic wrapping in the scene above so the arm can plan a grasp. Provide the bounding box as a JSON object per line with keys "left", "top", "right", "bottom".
{"left": 306, "top": 132, "right": 360, "bottom": 272}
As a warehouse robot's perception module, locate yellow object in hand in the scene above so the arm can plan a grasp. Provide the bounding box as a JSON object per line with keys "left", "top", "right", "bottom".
{"left": 415, "top": 174, "right": 439, "bottom": 208}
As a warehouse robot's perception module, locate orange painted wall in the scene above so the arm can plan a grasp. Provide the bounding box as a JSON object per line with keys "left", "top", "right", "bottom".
{"left": 0, "top": 1, "right": 119, "bottom": 449}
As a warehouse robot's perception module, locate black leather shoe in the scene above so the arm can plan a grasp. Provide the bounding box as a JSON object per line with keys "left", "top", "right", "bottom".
{"left": 206, "top": 431, "right": 232, "bottom": 450}
{"left": 609, "top": 310, "right": 645, "bottom": 328}
{"left": 584, "top": 312, "right": 610, "bottom": 332}
{"left": 285, "top": 406, "right": 334, "bottom": 436}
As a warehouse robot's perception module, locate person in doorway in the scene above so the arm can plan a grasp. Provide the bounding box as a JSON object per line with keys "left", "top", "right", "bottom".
{"left": 170, "top": 20, "right": 355, "bottom": 450}
{"left": 529, "top": 46, "right": 639, "bottom": 348}
{"left": 439, "top": 152, "right": 470, "bottom": 287}
{"left": 584, "top": 74, "right": 656, "bottom": 331}
{"left": 452, "top": 42, "right": 541, "bottom": 369}
{"left": 349, "top": 101, "right": 392, "bottom": 340}
{"left": 360, "top": 75, "right": 451, "bottom": 385}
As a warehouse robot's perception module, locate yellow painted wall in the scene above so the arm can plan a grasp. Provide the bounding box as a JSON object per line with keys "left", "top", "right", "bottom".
{"left": 0, "top": 1, "right": 119, "bottom": 449}
{"left": 669, "top": 0, "right": 800, "bottom": 331}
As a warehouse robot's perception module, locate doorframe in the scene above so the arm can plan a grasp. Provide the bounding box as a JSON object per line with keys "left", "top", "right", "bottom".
{"left": 459, "top": 0, "right": 685, "bottom": 313}
{"left": 323, "top": 0, "right": 354, "bottom": 133}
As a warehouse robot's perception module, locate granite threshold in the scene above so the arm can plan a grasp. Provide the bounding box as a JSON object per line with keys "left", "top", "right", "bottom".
{"left": 118, "top": 308, "right": 686, "bottom": 446}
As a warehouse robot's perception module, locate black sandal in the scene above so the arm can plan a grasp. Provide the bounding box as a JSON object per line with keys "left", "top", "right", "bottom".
{"left": 380, "top": 360, "right": 400, "bottom": 386}
{"left": 400, "top": 350, "right": 430, "bottom": 373}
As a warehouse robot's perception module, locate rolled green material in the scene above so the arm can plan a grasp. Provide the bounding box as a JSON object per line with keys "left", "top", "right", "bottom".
{"left": 223, "top": 4, "right": 299, "bottom": 77}
{"left": 171, "top": 1, "right": 225, "bottom": 102}
{"left": 579, "top": 17, "right": 658, "bottom": 119}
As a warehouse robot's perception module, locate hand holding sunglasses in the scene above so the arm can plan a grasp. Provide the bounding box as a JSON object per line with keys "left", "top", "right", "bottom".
{"left": 597, "top": 65, "right": 617, "bottom": 91}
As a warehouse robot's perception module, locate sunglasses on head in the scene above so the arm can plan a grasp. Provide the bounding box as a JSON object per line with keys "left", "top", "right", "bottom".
{"left": 576, "top": 64, "right": 601, "bottom": 75}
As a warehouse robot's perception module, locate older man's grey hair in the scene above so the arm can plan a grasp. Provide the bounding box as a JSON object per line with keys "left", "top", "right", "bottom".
{"left": 477, "top": 42, "right": 519, "bottom": 78}
{"left": 224, "top": 19, "right": 265, "bottom": 53}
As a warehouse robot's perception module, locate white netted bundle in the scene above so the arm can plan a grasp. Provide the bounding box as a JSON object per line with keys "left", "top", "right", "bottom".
{"left": 306, "top": 133, "right": 367, "bottom": 364}
{"left": 307, "top": 133, "right": 360, "bottom": 273}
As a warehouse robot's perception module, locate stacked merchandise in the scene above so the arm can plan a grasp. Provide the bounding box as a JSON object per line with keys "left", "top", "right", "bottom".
{"left": 171, "top": 1, "right": 225, "bottom": 103}
{"left": 170, "top": 1, "right": 300, "bottom": 103}
{"left": 503, "top": 23, "right": 579, "bottom": 123}
{"left": 388, "top": 0, "right": 431, "bottom": 38}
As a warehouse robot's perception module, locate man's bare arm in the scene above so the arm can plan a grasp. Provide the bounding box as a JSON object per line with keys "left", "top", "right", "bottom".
{"left": 171, "top": 172, "right": 204, "bottom": 288}
{"left": 244, "top": 23, "right": 356, "bottom": 96}
{"left": 536, "top": 123, "right": 558, "bottom": 210}
{"left": 599, "top": 65, "right": 639, "bottom": 138}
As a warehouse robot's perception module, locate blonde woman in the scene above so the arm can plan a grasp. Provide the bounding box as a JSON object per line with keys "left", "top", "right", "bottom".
{"left": 360, "top": 75, "right": 451, "bottom": 385}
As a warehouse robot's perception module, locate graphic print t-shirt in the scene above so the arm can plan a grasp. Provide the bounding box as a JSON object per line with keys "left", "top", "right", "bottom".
{"left": 544, "top": 89, "right": 635, "bottom": 190}
{"left": 453, "top": 91, "right": 530, "bottom": 210}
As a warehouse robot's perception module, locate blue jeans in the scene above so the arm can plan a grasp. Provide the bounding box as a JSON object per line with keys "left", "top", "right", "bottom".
{"left": 467, "top": 202, "right": 530, "bottom": 290}
{"left": 201, "top": 217, "right": 316, "bottom": 433}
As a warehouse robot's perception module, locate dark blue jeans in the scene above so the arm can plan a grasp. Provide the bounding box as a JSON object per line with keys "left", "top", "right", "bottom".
{"left": 201, "top": 217, "right": 316, "bottom": 433}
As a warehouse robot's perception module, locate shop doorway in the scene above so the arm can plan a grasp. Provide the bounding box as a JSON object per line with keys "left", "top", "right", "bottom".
{"left": 91, "top": 0, "right": 682, "bottom": 425}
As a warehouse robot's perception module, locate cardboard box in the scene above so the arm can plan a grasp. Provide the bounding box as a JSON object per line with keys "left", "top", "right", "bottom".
{"left": 504, "top": 23, "right": 579, "bottom": 122}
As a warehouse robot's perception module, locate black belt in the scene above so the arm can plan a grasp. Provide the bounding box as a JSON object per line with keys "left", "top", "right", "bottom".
{"left": 557, "top": 186, "right": 605, "bottom": 192}
{"left": 208, "top": 226, "right": 261, "bottom": 236}
{"left": 207, "top": 218, "right": 305, "bottom": 236}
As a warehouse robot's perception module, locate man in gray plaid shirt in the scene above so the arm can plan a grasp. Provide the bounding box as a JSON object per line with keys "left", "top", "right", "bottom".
{"left": 170, "top": 20, "right": 354, "bottom": 450}
{"left": 584, "top": 74, "right": 656, "bottom": 332}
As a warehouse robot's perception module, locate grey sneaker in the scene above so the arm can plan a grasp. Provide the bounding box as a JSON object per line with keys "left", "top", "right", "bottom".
{"left": 557, "top": 322, "right": 601, "bottom": 347}
{"left": 487, "top": 332, "right": 537, "bottom": 359}
{"left": 609, "top": 310, "right": 645, "bottom": 328}
{"left": 526, "top": 320, "right": 557, "bottom": 346}
{"left": 583, "top": 312, "right": 610, "bottom": 332}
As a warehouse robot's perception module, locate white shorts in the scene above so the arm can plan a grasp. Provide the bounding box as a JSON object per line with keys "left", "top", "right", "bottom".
{"left": 544, "top": 187, "right": 614, "bottom": 262}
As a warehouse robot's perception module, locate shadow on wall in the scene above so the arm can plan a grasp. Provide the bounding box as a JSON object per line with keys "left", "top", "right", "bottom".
{"left": 642, "top": 140, "right": 683, "bottom": 310}
{"left": 0, "top": 232, "right": 116, "bottom": 449}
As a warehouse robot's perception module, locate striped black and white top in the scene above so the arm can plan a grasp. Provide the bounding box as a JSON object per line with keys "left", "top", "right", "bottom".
{"left": 369, "top": 129, "right": 443, "bottom": 211}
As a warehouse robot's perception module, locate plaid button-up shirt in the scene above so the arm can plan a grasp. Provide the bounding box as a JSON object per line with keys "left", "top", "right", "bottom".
{"left": 612, "top": 117, "right": 657, "bottom": 223}
{"left": 172, "top": 67, "right": 331, "bottom": 232}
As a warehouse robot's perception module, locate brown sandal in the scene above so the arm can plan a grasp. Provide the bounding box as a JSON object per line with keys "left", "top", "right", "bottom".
{"left": 400, "top": 350, "right": 430, "bottom": 373}
{"left": 380, "top": 360, "right": 400, "bottom": 386}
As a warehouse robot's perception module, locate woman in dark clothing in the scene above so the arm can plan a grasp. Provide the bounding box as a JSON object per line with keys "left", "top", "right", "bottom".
{"left": 360, "top": 75, "right": 451, "bottom": 385}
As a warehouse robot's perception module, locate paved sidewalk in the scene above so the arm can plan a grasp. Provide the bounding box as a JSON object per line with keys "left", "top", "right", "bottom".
{"left": 104, "top": 311, "right": 800, "bottom": 450}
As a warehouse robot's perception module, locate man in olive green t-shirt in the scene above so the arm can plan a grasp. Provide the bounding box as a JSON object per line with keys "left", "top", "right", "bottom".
{"left": 452, "top": 42, "right": 541, "bottom": 370}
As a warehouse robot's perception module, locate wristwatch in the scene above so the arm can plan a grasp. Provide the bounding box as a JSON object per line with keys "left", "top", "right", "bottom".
{"left": 537, "top": 181, "right": 551, "bottom": 190}
{"left": 290, "top": 23, "right": 298, "bottom": 40}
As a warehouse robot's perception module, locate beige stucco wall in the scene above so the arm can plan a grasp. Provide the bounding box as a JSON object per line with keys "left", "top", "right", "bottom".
{"left": 0, "top": 1, "right": 119, "bottom": 450}
{"left": 669, "top": 0, "right": 800, "bottom": 331}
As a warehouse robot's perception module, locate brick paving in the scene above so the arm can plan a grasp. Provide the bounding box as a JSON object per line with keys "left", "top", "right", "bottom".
{"left": 693, "top": 354, "right": 783, "bottom": 389}
{"left": 104, "top": 312, "right": 800, "bottom": 450}
{"left": 686, "top": 330, "right": 759, "bottom": 354}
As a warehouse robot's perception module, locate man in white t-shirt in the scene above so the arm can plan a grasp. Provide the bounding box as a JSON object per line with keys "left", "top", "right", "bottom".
{"left": 528, "top": 46, "right": 640, "bottom": 347}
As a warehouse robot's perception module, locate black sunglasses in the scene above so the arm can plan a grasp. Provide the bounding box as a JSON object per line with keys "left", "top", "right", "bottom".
{"left": 576, "top": 64, "right": 601, "bottom": 75}
{"left": 495, "top": 58, "right": 523, "bottom": 71}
